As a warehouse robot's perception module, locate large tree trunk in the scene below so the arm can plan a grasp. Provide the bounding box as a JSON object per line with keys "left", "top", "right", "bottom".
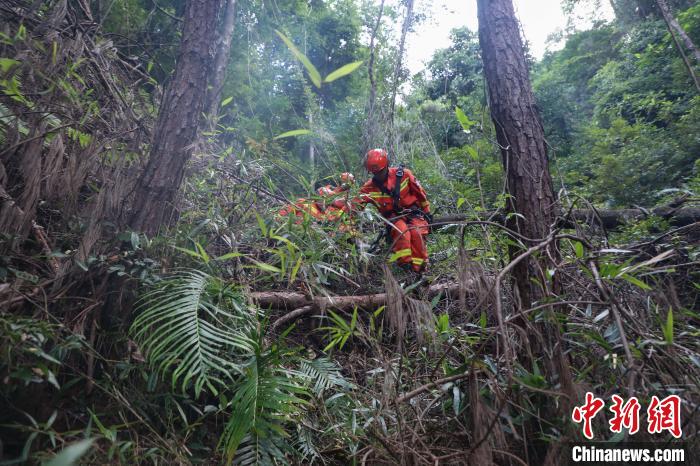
{"left": 130, "top": 0, "right": 221, "bottom": 235}
{"left": 476, "top": 3, "right": 578, "bottom": 454}
{"left": 476, "top": 0, "right": 558, "bottom": 308}
{"left": 204, "top": 0, "right": 237, "bottom": 122}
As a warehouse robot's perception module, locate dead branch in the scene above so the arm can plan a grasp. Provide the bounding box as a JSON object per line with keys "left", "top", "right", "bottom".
{"left": 395, "top": 371, "right": 471, "bottom": 404}
{"left": 253, "top": 282, "right": 463, "bottom": 313}
{"left": 434, "top": 208, "right": 700, "bottom": 230}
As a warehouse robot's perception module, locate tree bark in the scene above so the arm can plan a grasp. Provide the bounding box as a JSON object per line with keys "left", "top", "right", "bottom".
{"left": 656, "top": 0, "right": 700, "bottom": 91}
{"left": 204, "top": 0, "right": 237, "bottom": 122}
{"left": 476, "top": 0, "right": 559, "bottom": 308}
{"left": 130, "top": 0, "right": 221, "bottom": 235}
{"left": 657, "top": 0, "right": 700, "bottom": 63}
{"left": 363, "top": 0, "right": 386, "bottom": 155}
{"left": 251, "top": 282, "right": 463, "bottom": 311}
{"left": 388, "top": 0, "right": 414, "bottom": 150}
{"left": 476, "top": 2, "right": 580, "bottom": 442}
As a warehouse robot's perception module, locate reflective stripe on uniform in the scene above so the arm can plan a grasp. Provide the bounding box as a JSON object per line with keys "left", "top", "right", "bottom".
{"left": 412, "top": 258, "right": 425, "bottom": 265}
{"left": 368, "top": 192, "right": 392, "bottom": 200}
{"left": 389, "top": 248, "right": 412, "bottom": 262}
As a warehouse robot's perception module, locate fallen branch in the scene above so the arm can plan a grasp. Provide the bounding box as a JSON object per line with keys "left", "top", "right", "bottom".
{"left": 257, "top": 282, "right": 469, "bottom": 331}
{"left": 252, "top": 282, "right": 463, "bottom": 312}
{"left": 270, "top": 305, "right": 314, "bottom": 331}
{"left": 395, "top": 371, "right": 471, "bottom": 404}
{"left": 434, "top": 207, "right": 700, "bottom": 230}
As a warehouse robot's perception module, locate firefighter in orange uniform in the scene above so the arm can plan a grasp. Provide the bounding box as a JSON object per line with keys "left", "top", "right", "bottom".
{"left": 279, "top": 172, "right": 355, "bottom": 225}
{"left": 356, "top": 149, "right": 432, "bottom": 273}
{"left": 319, "top": 172, "right": 355, "bottom": 225}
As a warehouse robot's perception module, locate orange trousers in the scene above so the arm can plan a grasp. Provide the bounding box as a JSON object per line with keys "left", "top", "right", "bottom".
{"left": 389, "top": 217, "right": 429, "bottom": 272}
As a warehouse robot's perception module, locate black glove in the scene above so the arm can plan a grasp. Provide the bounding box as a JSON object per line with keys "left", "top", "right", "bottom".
{"left": 424, "top": 211, "right": 434, "bottom": 233}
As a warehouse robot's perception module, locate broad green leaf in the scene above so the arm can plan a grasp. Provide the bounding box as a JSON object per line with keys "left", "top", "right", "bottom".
{"left": 455, "top": 106, "right": 475, "bottom": 131}
{"left": 274, "top": 30, "right": 322, "bottom": 88}
{"left": 130, "top": 270, "right": 246, "bottom": 398}
{"left": 173, "top": 246, "right": 203, "bottom": 259}
{"left": 220, "top": 96, "right": 233, "bottom": 107}
{"left": 194, "top": 242, "right": 210, "bottom": 264}
{"left": 466, "top": 146, "right": 478, "bottom": 161}
{"left": 249, "top": 259, "right": 282, "bottom": 274}
{"left": 255, "top": 212, "right": 267, "bottom": 236}
{"left": 663, "top": 308, "right": 673, "bottom": 345}
{"left": 215, "top": 251, "right": 245, "bottom": 261}
{"left": 574, "top": 241, "right": 584, "bottom": 259}
{"left": 324, "top": 60, "right": 363, "bottom": 83}
{"left": 620, "top": 274, "right": 650, "bottom": 290}
{"left": 43, "top": 439, "right": 94, "bottom": 466}
{"left": 457, "top": 198, "right": 466, "bottom": 209}
{"left": 273, "top": 129, "right": 312, "bottom": 140}
{"left": 290, "top": 256, "right": 302, "bottom": 282}
{"left": 0, "top": 58, "right": 20, "bottom": 73}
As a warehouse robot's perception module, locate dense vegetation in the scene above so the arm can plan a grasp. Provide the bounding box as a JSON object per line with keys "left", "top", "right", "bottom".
{"left": 1, "top": 0, "right": 698, "bottom": 464}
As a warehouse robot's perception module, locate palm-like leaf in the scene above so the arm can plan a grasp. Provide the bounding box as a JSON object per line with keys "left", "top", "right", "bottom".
{"left": 298, "top": 357, "right": 351, "bottom": 396}
{"left": 220, "top": 342, "right": 309, "bottom": 465}
{"left": 130, "top": 269, "right": 253, "bottom": 397}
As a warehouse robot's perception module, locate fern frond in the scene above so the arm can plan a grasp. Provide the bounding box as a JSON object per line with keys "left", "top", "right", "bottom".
{"left": 298, "top": 357, "right": 351, "bottom": 396}
{"left": 130, "top": 269, "right": 253, "bottom": 397}
{"left": 293, "top": 425, "right": 321, "bottom": 464}
{"left": 220, "top": 347, "right": 309, "bottom": 465}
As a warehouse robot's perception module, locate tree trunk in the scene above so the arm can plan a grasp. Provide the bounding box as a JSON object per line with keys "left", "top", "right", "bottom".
{"left": 204, "top": 0, "right": 237, "bottom": 122}
{"left": 476, "top": 0, "right": 558, "bottom": 308}
{"left": 363, "top": 0, "right": 386, "bottom": 155}
{"left": 476, "top": 2, "right": 579, "bottom": 448}
{"left": 656, "top": 0, "right": 700, "bottom": 91}
{"left": 388, "top": 0, "right": 414, "bottom": 152}
{"left": 130, "top": 0, "right": 220, "bottom": 235}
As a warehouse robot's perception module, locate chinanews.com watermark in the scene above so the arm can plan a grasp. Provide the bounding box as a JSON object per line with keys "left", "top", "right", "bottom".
{"left": 566, "top": 392, "right": 690, "bottom": 465}
{"left": 567, "top": 443, "right": 687, "bottom": 465}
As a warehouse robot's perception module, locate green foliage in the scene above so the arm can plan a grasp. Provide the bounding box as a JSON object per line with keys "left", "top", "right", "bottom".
{"left": 130, "top": 270, "right": 252, "bottom": 397}
{"left": 299, "top": 357, "right": 351, "bottom": 395}
{"left": 4, "top": 0, "right": 700, "bottom": 464}
{"left": 0, "top": 317, "right": 83, "bottom": 394}
{"left": 662, "top": 307, "right": 674, "bottom": 345}
{"left": 534, "top": 6, "right": 700, "bottom": 207}
{"left": 219, "top": 334, "right": 309, "bottom": 465}
{"left": 43, "top": 439, "right": 94, "bottom": 466}
{"left": 275, "top": 30, "right": 323, "bottom": 88}
{"left": 319, "top": 308, "right": 360, "bottom": 352}
{"left": 424, "top": 27, "right": 483, "bottom": 107}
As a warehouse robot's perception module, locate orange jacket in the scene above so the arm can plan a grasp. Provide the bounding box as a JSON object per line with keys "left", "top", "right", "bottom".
{"left": 356, "top": 167, "right": 430, "bottom": 217}
{"left": 279, "top": 185, "right": 351, "bottom": 222}
{"left": 278, "top": 198, "right": 324, "bottom": 221}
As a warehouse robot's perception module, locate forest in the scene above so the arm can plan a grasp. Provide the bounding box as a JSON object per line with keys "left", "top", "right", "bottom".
{"left": 0, "top": 0, "right": 698, "bottom": 464}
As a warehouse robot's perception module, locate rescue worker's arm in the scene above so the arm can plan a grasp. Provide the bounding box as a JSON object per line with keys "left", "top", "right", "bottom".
{"left": 351, "top": 184, "right": 377, "bottom": 211}
{"left": 406, "top": 170, "right": 430, "bottom": 213}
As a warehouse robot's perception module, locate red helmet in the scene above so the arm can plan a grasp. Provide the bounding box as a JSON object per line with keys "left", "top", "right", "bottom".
{"left": 340, "top": 172, "right": 355, "bottom": 185}
{"left": 365, "top": 148, "right": 388, "bottom": 174}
